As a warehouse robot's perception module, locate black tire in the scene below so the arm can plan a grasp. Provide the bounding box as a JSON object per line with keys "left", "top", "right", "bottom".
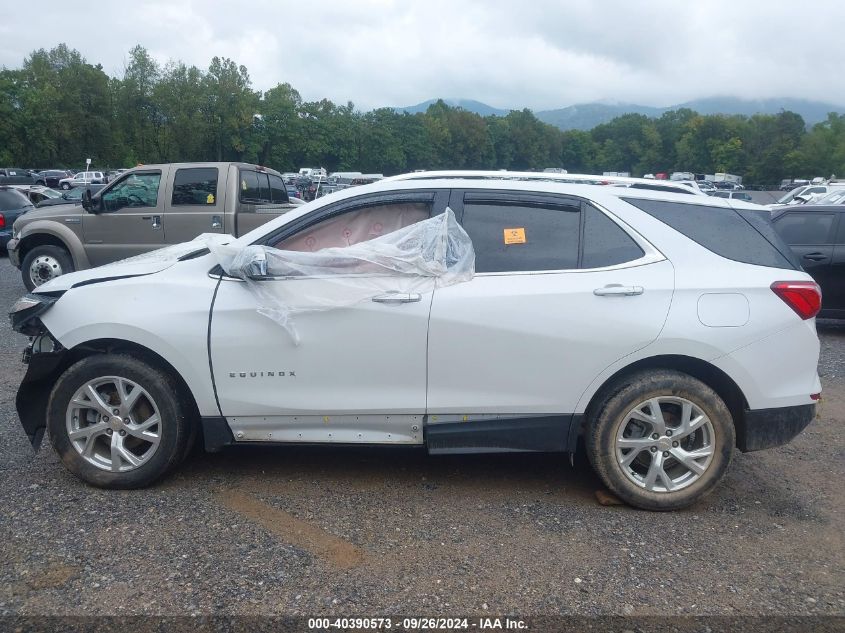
{"left": 586, "top": 369, "right": 735, "bottom": 511}
{"left": 47, "top": 354, "right": 192, "bottom": 489}
{"left": 61, "top": 182, "right": 70, "bottom": 190}
{"left": 21, "top": 245, "right": 75, "bottom": 291}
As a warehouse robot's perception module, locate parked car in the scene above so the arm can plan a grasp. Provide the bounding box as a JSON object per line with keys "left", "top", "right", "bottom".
{"left": 10, "top": 174, "right": 820, "bottom": 511}
{"left": 105, "top": 169, "right": 127, "bottom": 183}
{"left": 772, "top": 205, "right": 845, "bottom": 319}
{"left": 35, "top": 184, "right": 105, "bottom": 208}
{"left": 37, "top": 170, "right": 73, "bottom": 188}
{"left": 777, "top": 185, "right": 832, "bottom": 205}
{"left": 8, "top": 162, "right": 296, "bottom": 290}
{"left": 20, "top": 186, "right": 64, "bottom": 206}
{"left": 0, "top": 187, "right": 35, "bottom": 250}
{"left": 0, "top": 168, "right": 46, "bottom": 187}
{"left": 58, "top": 171, "right": 105, "bottom": 190}
{"left": 710, "top": 191, "right": 755, "bottom": 202}
{"left": 713, "top": 181, "right": 743, "bottom": 190}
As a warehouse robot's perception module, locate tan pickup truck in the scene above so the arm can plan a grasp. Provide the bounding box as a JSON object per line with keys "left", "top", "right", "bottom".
{"left": 8, "top": 162, "right": 303, "bottom": 290}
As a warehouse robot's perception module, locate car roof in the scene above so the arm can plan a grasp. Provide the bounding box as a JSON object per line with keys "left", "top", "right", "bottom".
{"left": 125, "top": 161, "right": 283, "bottom": 176}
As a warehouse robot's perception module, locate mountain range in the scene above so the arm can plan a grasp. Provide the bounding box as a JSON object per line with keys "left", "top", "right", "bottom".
{"left": 393, "top": 97, "right": 845, "bottom": 130}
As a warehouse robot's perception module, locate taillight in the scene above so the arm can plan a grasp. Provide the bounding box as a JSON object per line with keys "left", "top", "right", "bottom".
{"left": 771, "top": 281, "right": 822, "bottom": 320}
{"left": 0, "top": 214, "right": 5, "bottom": 229}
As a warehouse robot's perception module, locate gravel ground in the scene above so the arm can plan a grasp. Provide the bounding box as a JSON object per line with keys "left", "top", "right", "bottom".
{"left": 0, "top": 255, "right": 843, "bottom": 621}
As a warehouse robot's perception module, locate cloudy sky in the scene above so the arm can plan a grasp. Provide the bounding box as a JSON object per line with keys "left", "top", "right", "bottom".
{"left": 1, "top": 0, "right": 843, "bottom": 111}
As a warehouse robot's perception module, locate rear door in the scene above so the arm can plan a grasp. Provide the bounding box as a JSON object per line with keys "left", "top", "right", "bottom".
{"left": 426, "top": 190, "right": 674, "bottom": 443}
{"left": 163, "top": 165, "right": 225, "bottom": 243}
{"left": 772, "top": 210, "right": 837, "bottom": 308}
{"left": 81, "top": 168, "right": 168, "bottom": 265}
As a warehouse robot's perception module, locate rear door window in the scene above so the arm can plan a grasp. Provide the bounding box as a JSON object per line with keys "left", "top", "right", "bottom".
{"left": 172, "top": 167, "right": 219, "bottom": 205}
{"left": 774, "top": 212, "right": 836, "bottom": 244}
{"left": 461, "top": 199, "right": 580, "bottom": 273}
{"left": 624, "top": 197, "right": 798, "bottom": 270}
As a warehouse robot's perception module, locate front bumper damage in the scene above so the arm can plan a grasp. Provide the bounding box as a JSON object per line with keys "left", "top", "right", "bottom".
{"left": 16, "top": 344, "right": 68, "bottom": 450}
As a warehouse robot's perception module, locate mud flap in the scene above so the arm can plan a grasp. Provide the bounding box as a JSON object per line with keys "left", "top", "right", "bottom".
{"left": 16, "top": 348, "right": 68, "bottom": 450}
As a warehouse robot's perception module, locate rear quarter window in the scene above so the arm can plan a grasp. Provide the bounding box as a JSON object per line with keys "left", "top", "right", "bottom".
{"left": 624, "top": 197, "right": 799, "bottom": 270}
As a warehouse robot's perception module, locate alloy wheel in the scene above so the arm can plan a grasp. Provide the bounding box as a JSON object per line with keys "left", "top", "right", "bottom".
{"left": 65, "top": 376, "right": 162, "bottom": 472}
{"left": 615, "top": 396, "right": 715, "bottom": 492}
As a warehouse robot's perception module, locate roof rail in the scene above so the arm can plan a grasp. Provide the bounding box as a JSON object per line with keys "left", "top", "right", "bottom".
{"left": 383, "top": 170, "right": 705, "bottom": 196}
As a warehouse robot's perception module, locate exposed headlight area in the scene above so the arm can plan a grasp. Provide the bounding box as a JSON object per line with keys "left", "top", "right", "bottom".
{"left": 9, "top": 292, "right": 63, "bottom": 336}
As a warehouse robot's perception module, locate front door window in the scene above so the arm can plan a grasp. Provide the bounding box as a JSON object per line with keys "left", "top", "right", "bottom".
{"left": 102, "top": 172, "right": 162, "bottom": 212}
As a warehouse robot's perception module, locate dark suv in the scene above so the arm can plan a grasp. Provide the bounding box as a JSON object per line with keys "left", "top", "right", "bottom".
{"left": 772, "top": 205, "right": 845, "bottom": 318}
{"left": 0, "top": 187, "right": 35, "bottom": 250}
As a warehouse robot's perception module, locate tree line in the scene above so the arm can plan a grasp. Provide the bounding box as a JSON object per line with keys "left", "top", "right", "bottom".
{"left": 2, "top": 44, "right": 844, "bottom": 184}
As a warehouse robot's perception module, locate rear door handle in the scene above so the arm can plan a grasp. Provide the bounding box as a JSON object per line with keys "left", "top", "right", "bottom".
{"left": 372, "top": 292, "right": 422, "bottom": 304}
{"left": 593, "top": 284, "right": 644, "bottom": 297}
{"left": 803, "top": 252, "right": 828, "bottom": 262}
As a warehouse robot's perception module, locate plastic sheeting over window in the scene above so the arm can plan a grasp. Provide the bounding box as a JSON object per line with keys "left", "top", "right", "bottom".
{"left": 208, "top": 208, "right": 474, "bottom": 343}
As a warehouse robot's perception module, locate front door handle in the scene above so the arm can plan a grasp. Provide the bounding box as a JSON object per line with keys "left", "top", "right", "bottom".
{"left": 803, "top": 252, "right": 828, "bottom": 262}
{"left": 593, "top": 284, "right": 644, "bottom": 297}
{"left": 372, "top": 292, "right": 422, "bottom": 304}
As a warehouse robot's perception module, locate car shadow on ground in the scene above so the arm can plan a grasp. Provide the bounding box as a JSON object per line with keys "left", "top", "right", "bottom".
{"left": 177, "top": 442, "right": 605, "bottom": 505}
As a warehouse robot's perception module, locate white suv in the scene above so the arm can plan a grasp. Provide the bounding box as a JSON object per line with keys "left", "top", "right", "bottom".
{"left": 58, "top": 171, "right": 105, "bottom": 190}
{"left": 10, "top": 174, "right": 821, "bottom": 510}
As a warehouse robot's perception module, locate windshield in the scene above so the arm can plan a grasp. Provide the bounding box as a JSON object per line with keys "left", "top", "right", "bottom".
{"left": 777, "top": 186, "right": 806, "bottom": 204}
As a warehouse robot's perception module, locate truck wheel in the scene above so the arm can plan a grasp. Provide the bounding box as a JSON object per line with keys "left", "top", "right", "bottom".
{"left": 61, "top": 183, "right": 70, "bottom": 190}
{"left": 21, "top": 245, "right": 75, "bottom": 291}
{"left": 47, "top": 354, "right": 192, "bottom": 489}
{"left": 586, "top": 370, "right": 735, "bottom": 511}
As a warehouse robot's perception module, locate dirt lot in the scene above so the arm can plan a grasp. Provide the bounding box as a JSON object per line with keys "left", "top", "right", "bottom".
{"left": 0, "top": 255, "right": 843, "bottom": 622}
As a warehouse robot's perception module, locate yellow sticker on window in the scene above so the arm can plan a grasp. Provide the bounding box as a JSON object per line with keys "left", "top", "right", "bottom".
{"left": 206, "top": 193, "right": 215, "bottom": 204}
{"left": 504, "top": 227, "right": 526, "bottom": 244}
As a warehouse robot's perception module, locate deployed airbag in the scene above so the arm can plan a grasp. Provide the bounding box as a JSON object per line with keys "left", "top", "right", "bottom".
{"left": 209, "top": 208, "right": 474, "bottom": 343}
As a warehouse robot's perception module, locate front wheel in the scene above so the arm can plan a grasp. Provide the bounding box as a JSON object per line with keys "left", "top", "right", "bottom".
{"left": 47, "top": 354, "right": 192, "bottom": 488}
{"left": 60, "top": 182, "right": 70, "bottom": 190}
{"left": 21, "top": 245, "right": 75, "bottom": 291}
{"left": 586, "top": 370, "right": 735, "bottom": 511}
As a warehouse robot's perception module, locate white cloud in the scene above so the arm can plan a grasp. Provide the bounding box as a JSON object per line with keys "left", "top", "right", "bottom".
{"left": 2, "top": 0, "right": 844, "bottom": 110}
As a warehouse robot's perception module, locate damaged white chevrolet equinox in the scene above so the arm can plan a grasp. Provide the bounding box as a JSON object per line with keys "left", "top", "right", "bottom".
{"left": 10, "top": 173, "right": 821, "bottom": 510}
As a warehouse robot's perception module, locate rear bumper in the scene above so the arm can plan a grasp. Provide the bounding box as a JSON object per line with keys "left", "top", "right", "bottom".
{"left": 737, "top": 403, "right": 816, "bottom": 452}
{"left": 0, "top": 230, "right": 10, "bottom": 250}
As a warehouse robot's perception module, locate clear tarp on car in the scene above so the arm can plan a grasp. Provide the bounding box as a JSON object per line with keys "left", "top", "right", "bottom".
{"left": 208, "top": 208, "right": 474, "bottom": 343}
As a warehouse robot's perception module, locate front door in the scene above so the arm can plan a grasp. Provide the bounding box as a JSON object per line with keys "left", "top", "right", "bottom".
{"left": 209, "top": 189, "right": 448, "bottom": 444}
{"left": 82, "top": 169, "right": 168, "bottom": 266}
{"left": 426, "top": 190, "right": 674, "bottom": 444}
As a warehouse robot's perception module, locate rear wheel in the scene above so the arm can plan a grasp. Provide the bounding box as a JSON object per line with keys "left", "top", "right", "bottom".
{"left": 47, "top": 354, "right": 192, "bottom": 488}
{"left": 586, "top": 370, "right": 735, "bottom": 511}
{"left": 21, "top": 245, "right": 74, "bottom": 290}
